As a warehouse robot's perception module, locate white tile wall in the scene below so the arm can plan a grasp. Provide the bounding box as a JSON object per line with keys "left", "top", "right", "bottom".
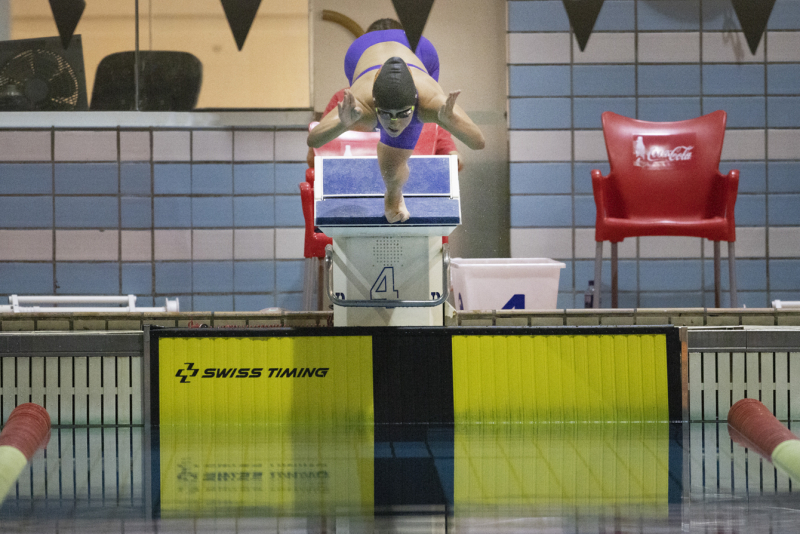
{"left": 54, "top": 131, "right": 117, "bottom": 162}
{"left": 702, "top": 228, "right": 766, "bottom": 258}
{"left": 766, "top": 32, "right": 800, "bottom": 62}
{"left": 121, "top": 230, "right": 152, "bottom": 261}
{"left": 234, "top": 229, "right": 274, "bottom": 260}
{"left": 120, "top": 132, "right": 150, "bottom": 161}
{"left": 508, "top": 33, "right": 571, "bottom": 64}
{"left": 639, "top": 236, "right": 702, "bottom": 258}
{"left": 509, "top": 131, "right": 572, "bottom": 161}
{"left": 768, "top": 129, "right": 800, "bottom": 159}
{"left": 575, "top": 228, "right": 637, "bottom": 259}
{"left": 702, "top": 32, "right": 764, "bottom": 63}
{"left": 152, "top": 131, "right": 191, "bottom": 162}
{"left": 768, "top": 227, "right": 800, "bottom": 257}
{"left": 275, "top": 131, "right": 311, "bottom": 162}
{"left": 0, "top": 230, "right": 51, "bottom": 260}
{"left": 55, "top": 230, "right": 118, "bottom": 261}
{"left": 193, "top": 229, "right": 233, "bottom": 260}
{"left": 638, "top": 32, "right": 700, "bottom": 63}
{"left": 573, "top": 33, "right": 636, "bottom": 63}
{"left": 721, "top": 129, "right": 765, "bottom": 160}
{"left": 154, "top": 229, "right": 192, "bottom": 260}
{"left": 234, "top": 131, "right": 275, "bottom": 162}
{"left": 192, "top": 131, "right": 233, "bottom": 162}
{"left": 0, "top": 132, "right": 50, "bottom": 161}
{"left": 511, "top": 228, "right": 573, "bottom": 259}
{"left": 573, "top": 130, "right": 607, "bottom": 161}
{"left": 274, "top": 228, "right": 305, "bottom": 259}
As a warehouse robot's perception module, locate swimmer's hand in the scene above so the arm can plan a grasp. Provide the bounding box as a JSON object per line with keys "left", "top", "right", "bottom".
{"left": 437, "top": 90, "right": 461, "bottom": 126}
{"left": 337, "top": 89, "right": 363, "bottom": 129}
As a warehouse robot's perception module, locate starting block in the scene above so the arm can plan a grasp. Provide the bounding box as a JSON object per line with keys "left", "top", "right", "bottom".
{"left": 314, "top": 155, "right": 460, "bottom": 326}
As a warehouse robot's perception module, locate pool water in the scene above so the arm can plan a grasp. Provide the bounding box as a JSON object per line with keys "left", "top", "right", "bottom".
{"left": 2, "top": 421, "right": 798, "bottom": 533}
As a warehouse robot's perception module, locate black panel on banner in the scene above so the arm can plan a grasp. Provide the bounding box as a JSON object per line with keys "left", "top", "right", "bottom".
{"left": 562, "top": 0, "right": 605, "bottom": 52}
{"left": 49, "top": 0, "right": 85, "bottom": 50}
{"left": 221, "top": 0, "right": 262, "bottom": 51}
{"left": 372, "top": 331, "right": 454, "bottom": 425}
{"left": 391, "top": 0, "right": 435, "bottom": 53}
{"left": 731, "top": 0, "right": 776, "bottom": 55}
{"left": 374, "top": 458, "right": 448, "bottom": 508}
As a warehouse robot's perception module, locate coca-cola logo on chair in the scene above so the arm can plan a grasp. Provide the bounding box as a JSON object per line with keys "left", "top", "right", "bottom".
{"left": 632, "top": 134, "right": 696, "bottom": 170}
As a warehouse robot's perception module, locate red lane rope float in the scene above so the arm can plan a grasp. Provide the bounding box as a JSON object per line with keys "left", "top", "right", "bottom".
{"left": 0, "top": 403, "right": 51, "bottom": 503}
{"left": 728, "top": 398, "right": 800, "bottom": 483}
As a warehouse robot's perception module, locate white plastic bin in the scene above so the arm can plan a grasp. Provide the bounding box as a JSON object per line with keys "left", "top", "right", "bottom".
{"left": 450, "top": 258, "right": 566, "bottom": 311}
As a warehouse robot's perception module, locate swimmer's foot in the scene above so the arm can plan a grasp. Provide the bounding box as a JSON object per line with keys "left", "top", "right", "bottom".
{"left": 384, "top": 194, "right": 411, "bottom": 223}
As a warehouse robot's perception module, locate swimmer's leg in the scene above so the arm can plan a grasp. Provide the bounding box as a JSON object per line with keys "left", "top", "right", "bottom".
{"left": 377, "top": 143, "right": 414, "bottom": 223}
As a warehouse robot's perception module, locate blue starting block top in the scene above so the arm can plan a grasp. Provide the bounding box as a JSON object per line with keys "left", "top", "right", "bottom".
{"left": 315, "top": 155, "right": 460, "bottom": 236}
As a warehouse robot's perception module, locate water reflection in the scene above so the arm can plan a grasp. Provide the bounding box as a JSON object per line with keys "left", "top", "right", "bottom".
{"left": 4, "top": 422, "right": 800, "bottom": 532}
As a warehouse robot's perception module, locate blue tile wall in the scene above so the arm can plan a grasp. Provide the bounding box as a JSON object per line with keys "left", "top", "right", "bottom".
{"left": 637, "top": 1, "right": 700, "bottom": 30}
{"left": 769, "top": 0, "right": 800, "bottom": 29}
{"left": 192, "top": 197, "right": 233, "bottom": 227}
{"left": 122, "top": 263, "right": 153, "bottom": 295}
{"left": 192, "top": 164, "right": 233, "bottom": 195}
{"left": 573, "top": 98, "right": 636, "bottom": 128}
{"left": 56, "top": 263, "right": 119, "bottom": 294}
{"left": 0, "top": 197, "right": 53, "bottom": 227}
{"left": 507, "top": 0, "right": 570, "bottom": 32}
{"left": 55, "top": 197, "right": 118, "bottom": 228}
{"left": 0, "top": 164, "right": 52, "bottom": 194}
{"left": 121, "top": 197, "right": 152, "bottom": 228}
{"left": 234, "top": 164, "right": 274, "bottom": 194}
{"left": 0, "top": 263, "right": 54, "bottom": 294}
{"left": 155, "top": 262, "right": 193, "bottom": 294}
{"left": 234, "top": 261, "right": 275, "bottom": 292}
{"left": 154, "top": 197, "right": 192, "bottom": 228}
{"left": 0, "top": 128, "right": 308, "bottom": 311}
{"left": 55, "top": 163, "right": 117, "bottom": 195}
{"left": 769, "top": 195, "right": 800, "bottom": 225}
{"left": 510, "top": 163, "right": 572, "bottom": 194}
{"left": 769, "top": 162, "right": 800, "bottom": 193}
{"left": 638, "top": 66, "right": 701, "bottom": 96}
{"left": 509, "top": 98, "right": 572, "bottom": 129}
{"left": 508, "top": 0, "right": 800, "bottom": 308}
{"left": 767, "top": 97, "right": 800, "bottom": 128}
{"left": 702, "top": 65, "right": 765, "bottom": 95}
{"left": 702, "top": 97, "right": 765, "bottom": 128}
{"left": 234, "top": 196, "right": 275, "bottom": 227}
{"left": 768, "top": 65, "right": 800, "bottom": 94}
{"left": 121, "top": 163, "right": 151, "bottom": 195}
{"left": 638, "top": 97, "right": 701, "bottom": 122}
{"left": 154, "top": 164, "right": 191, "bottom": 194}
{"left": 509, "top": 66, "right": 571, "bottom": 97}
{"left": 193, "top": 261, "right": 234, "bottom": 293}
{"left": 573, "top": 66, "right": 636, "bottom": 96}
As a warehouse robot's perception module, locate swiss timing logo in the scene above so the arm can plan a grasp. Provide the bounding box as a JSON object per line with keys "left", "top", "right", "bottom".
{"left": 175, "top": 362, "right": 200, "bottom": 383}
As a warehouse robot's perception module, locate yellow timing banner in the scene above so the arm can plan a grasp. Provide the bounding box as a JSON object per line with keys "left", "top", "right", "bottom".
{"left": 158, "top": 423, "right": 375, "bottom": 517}
{"left": 452, "top": 334, "right": 669, "bottom": 423}
{"left": 158, "top": 336, "right": 374, "bottom": 425}
{"left": 454, "top": 422, "right": 670, "bottom": 510}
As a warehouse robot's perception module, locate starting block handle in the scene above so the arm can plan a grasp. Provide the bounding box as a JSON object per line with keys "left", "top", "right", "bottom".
{"left": 324, "top": 244, "right": 450, "bottom": 308}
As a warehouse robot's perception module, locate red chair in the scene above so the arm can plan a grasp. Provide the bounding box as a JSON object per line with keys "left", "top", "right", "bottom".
{"left": 592, "top": 110, "right": 739, "bottom": 308}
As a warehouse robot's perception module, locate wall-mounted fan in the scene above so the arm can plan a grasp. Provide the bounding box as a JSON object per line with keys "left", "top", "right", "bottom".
{"left": 0, "top": 35, "right": 88, "bottom": 111}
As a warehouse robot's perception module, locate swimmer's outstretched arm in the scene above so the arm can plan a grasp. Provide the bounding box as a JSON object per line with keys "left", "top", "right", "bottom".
{"left": 307, "top": 89, "right": 371, "bottom": 148}
{"left": 419, "top": 88, "right": 485, "bottom": 150}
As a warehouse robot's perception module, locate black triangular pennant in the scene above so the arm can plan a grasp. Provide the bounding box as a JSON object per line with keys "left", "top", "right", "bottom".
{"left": 49, "top": 0, "right": 85, "bottom": 50}
{"left": 731, "top": 0, "right": 776, "bottom": 55}
{"left": 562, "top": 0, "right": 605, "bottom": 52}
{"left": 391, "top": 0, "right": 435, "bottom": 53}
{"left": 221, "top": 0, "right": 262, "bottom": 51}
